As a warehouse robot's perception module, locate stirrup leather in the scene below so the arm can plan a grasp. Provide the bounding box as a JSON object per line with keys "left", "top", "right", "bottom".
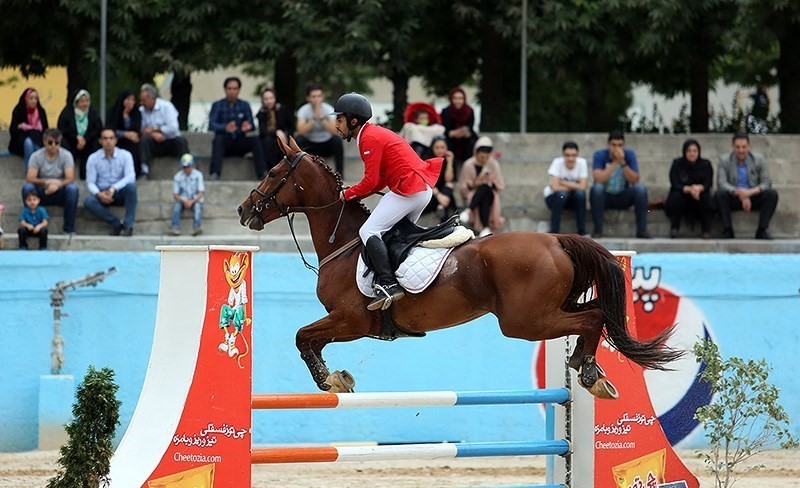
{"left": 368, "top": 283, "right": 405, "bottom": 311}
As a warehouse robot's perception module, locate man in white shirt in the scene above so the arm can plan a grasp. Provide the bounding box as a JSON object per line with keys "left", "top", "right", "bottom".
{"left": 139, "top": 83, "right": 189, "bottom": 179}
{"left": 543, "top": 141, "right": 588, "bottom": 235}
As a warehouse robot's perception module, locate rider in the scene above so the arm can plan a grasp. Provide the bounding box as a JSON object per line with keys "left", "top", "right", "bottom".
{"left": 334, "top": 93, "right": 443, "bottom": 311}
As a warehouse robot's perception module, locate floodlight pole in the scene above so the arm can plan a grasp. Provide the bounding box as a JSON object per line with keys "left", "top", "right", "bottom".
{"left": 520, "top": 0, "right": 528, "bottom": 133}
{"left": 100, "top": 0, "right": 108, "bottom": 122}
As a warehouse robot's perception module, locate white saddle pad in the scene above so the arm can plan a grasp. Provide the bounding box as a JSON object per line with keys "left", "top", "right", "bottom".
{"left": 357, "top": 246, "right": 455, "bottom": 298}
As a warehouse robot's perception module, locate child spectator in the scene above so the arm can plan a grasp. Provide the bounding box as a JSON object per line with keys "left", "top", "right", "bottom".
{"left": 18, "top": 188, "right": 48, "bottom": 250}
{"left": 170, "top": 154, "right": 205, "bottom": 236}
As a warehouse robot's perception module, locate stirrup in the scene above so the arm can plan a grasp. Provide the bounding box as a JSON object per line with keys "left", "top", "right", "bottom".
{"left": 368, "top": 284, "right": 406, "bottom": 311}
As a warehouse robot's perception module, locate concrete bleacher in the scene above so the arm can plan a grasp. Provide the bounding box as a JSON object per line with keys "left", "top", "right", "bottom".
{"left": 0, "top": 131, "right": 798, "bottom": 253}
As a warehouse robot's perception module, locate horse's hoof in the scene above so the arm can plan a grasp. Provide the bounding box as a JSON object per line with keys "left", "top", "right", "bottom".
{"left": 323, "top": 370, "right": 356, "bottom": 393}
{"left": 588, "top": 378, "right": 619, "bottom": 399}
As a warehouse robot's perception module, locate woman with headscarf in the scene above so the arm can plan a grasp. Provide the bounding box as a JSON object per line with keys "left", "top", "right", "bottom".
{"left": 439, "top": 86, "right": 478, "bottom": 164}
{"left": 9, "top": 88, "right": 49, "bottom": 171}
{"left": 458, "top": 136, "right": 505, "bottom": 237}
{"left": 58, "top": 89, "right": 103, "bottom": 179}
{"left": 664, "top": 139, "right": 714, "bottom": 239}
{"left": 107, "top": 89, "right": 143, "bottom": 177}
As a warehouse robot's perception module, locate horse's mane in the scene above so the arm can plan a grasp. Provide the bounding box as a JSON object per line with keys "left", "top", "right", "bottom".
{"left": 306, "top": 152, "right": 371, "bottom": 216}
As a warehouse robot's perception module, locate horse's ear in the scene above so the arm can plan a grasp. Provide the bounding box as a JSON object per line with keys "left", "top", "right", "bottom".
{"left": 289, "top": 136, "right": 302, "bottom": 153}
{"left": 276, "top": 136, "right": 290, "bottom": 156}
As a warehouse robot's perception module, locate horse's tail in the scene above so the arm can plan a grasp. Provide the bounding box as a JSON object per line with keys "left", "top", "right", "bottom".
{"left": 556, "top": 234, "right": 684, "bottom": 370}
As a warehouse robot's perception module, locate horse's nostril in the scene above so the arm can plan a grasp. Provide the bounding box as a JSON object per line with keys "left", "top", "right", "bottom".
{"left": 237, "top": 206, "right": 243, "bottom": 216}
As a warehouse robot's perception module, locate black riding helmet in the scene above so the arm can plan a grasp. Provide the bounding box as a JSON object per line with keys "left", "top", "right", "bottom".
{"left": 333, "top": 93, "right": 372, "bottom": 141}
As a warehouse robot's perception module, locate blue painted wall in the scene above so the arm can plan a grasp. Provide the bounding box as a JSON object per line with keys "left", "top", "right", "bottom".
{"left": 0, "top": 251, "right": 797, "bottom": 452}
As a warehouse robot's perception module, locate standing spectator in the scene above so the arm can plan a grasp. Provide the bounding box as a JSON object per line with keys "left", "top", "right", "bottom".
{"left": 294, "top": 84, "right": 344, "bottom": 176}
{"left": 440, "top": 87, "right": 478, "bottom": 165}
{"left": 423, "top": 136, "right": 458, "bottom": 222}
{"left": 256, "top": 87, "right": 293, "bottom": 171}
{"left": 747, "top": 85, "right": 770, "bottom": 134}
{"left": 664, "top": 139, "right": 713, "bottom": 239}
{"left": 107, "top": 90, "right": 143, "bottom": 178}
{"left": 590, "top": 130, "right": 650, "bottom": 238}
{"left": 169, "top": 154, "right": 205, "bottom": 236}
{"left": 83, "top": 128, "right": 137, "bottom": 236}
{"left": 715, "top": 132, "right": 779, "bottom": 239}
{"left": 9, "top": 88, "right": 49, "bottom": 171}
{"left": 208, "top": 77, "right": 267, "bottom": 180}
{"left": 17, "top": 187, "right": 48, "bottom": 250}
{"left": 58, "top": 89, "right": 103, "bottom": 180}
{"left": 458, "top": 136, "right": 505, "bottom": 237}
{"left": 23, "top": 128, "right": 79, "bottom": 235}
{"left": 139, "top": 83, "right": 188, "bottom": 179}
{"left": 544, "top": 141, "right": 588, "bottom": 235}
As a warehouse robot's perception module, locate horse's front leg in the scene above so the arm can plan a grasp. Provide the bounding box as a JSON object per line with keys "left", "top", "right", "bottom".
{"left": 296, "top": 314, "right": 364, "bottom": 393}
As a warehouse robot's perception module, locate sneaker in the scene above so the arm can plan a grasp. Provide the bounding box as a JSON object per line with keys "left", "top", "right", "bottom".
{"left": 636, "top": 230, "right": 652, "bottom": 239}
{"left": 168, "top": 227, "right": 181, "bottom": 236}
{"left": 120, "top": 227, "right": 134, "bottom": 237}
{"left": 478, "top": 228, "right": 491, "bottom": 237}
{"left": 140, "top": 163, "right": 151, "bottom": 180}
{"left": 458, "top": 208, "right": 471, "bottom": 223}
{"left": 192, "top": 227, "right": 203, "bottom": 236}
{"left": 209, "top": 173, "right": 221, "bottom": 181}
{"left": 721, "top": 228, "right": 735, "bottom": 239}
{"left": 110, "top": 221, "right": 123, "bottom": 236}
{"left": 755, "top": 228, "right": 773, "bottom": 240}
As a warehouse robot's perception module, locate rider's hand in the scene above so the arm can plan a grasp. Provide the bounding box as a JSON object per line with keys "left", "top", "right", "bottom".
{"left": 339, "top": 190, "right": 346, "bottom": 202}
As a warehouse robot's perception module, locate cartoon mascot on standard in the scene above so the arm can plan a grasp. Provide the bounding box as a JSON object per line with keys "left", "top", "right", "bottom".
{"left": 218, "top": 252, "right": 251, "bottom": 366}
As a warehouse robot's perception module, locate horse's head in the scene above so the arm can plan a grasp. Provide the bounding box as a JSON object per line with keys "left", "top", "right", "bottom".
{"left": 237, "top": 136, "right": 342, "bottom": 230}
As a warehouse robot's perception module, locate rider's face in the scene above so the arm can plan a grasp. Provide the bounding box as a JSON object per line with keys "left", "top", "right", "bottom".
{"left": 335, "top": 114, "right": 349, "bottom": 139}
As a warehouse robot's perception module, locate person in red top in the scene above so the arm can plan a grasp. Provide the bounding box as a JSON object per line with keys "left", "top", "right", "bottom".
{"left": 334, "top": 93, "right": 443, "bottom": 311}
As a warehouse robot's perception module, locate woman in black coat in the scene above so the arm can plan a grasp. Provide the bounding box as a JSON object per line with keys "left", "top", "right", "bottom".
{"left": 256, "top": 88, "right": 294, "bottom": 170}
{"left": 8, "top": 88, "right": 49, "bottom": 171}
{"left": 107, "top": 89, "right": 143, "bottom": 177}
{"left": 664, "top": 139, "right": 714, "bottom": 238}
{"left": 57, "top": 89, "right": 103, "bottom": 180}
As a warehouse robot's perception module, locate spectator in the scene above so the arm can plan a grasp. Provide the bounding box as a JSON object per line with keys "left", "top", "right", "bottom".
{"left": 17, "top": 187, "right": 48, "bottom": 250}
{"left": 590, "top": 130, "right": 650, "bottom": 238}
{"left": 747, "top": 85, "right": 770, "bottom": 134}
{"left": 544, "top": 141, "right": 588, "bottom": 235}
{"left": 256, "top": 87, "right": 293, "bottom": 171}
{"left": 440, "top": 86, "right": 478, "bottom": 165}
{"left": 22, "top": 128, "right": 79, "bottom": 235}
{"left": 139, "top": 83, "right": 188, "bottom": 179}
{"left": 664, "top": 139, "right": 713, "bottom": 239}
{"left": 57, "top": 89, "right": 102, "bottom": 180}
{"left": 169, "top": 154, "right": 205, "bottom": 236}
{"left": 295, "top": 84, "right": 344, "bottom": 176}
{"left": 0, "top": 203, "right": 4, "bottom": 248}
{"left": 107, "top": 90, "right": 143, "bottom": 177}
{"left": 423, "top": 136, "right": 458, "bottom": 222}
{"left": 9, "top": 88, "right": 49, "bottom": 171}
{"left": 399, "top": 107, "right": 445, "bottom": 159}
{"left": 715, "top": 132, "right": 779, "bottom": 239}
{"left": 208, "top": 77, "right": 267, "bottom": 180}
{"left": 83, "top": 128, "right": 137, "bottom": 236}
{"left": 458, "top": 136, "right": 505, "bottom": 237}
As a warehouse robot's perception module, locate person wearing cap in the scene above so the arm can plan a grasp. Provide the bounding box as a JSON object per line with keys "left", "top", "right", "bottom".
{"left": 334, "top": 92, "right": 443, "bottom": 312}
{"left": 170, "top": 153, "right": 205, "bottom": 236}
{"left": 458, "top": 136, "right": 505, "bottom": 237}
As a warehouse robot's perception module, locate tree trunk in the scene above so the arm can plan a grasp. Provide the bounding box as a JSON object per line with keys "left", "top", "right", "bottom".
{"left": 275, "top": 51, "right": 299, "bottom": 114}
{"left": 66, "top": 43, "right": 88, "bottom": 105}
{"left": 585, "top": 60, "right": 607, "bottom": 131}
{"left": 479, "top": 27, "right": 509, "bottom": 132}
{"left": 689, "top": 56, "right": 710, "bottom": 133}
{"left": 778, "top": 30, "right": 800, "bottom": 133}
{"left": 390, "top": 70, "right": 409, "bottom": 131}
{"left": 171, "top": 71, "right": 192, "bottom": 131}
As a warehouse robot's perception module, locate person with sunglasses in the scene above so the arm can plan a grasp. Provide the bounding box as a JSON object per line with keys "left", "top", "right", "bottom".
{"left": 21, "top": 128, "right": 79, "bottom": 235}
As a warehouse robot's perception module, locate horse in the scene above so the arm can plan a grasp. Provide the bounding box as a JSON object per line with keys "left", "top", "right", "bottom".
{"left": 237, "top": 136, "right": 682, "bottom": 399}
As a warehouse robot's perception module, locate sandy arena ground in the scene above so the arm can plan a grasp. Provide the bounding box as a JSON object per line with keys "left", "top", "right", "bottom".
{"left": 1, "top": 449, "right": 799, "bottom": 487}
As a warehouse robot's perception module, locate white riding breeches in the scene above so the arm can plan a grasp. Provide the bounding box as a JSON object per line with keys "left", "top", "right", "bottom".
{"left": 359, "top": 188, "right": 433, "bottom": 243}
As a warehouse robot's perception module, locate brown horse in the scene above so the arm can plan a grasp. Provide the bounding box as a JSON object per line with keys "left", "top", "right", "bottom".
{"left": 238, "top": 137, "right": 681, "bottom": 399}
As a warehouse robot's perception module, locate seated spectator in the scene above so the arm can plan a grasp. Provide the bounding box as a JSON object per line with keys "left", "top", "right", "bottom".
{"left": 22, "top": 128, "right": 79, "bottom": 235}
{"left": 139, "top": 83, "right": 189, "bottom": 179}
{"left": 423, "top": 136, "right": 458, "bottom": 222}
{"left": 295, "top": 84, "right": 344, "bottom": 176}
{"left": 58, "top": 89, "right": 102, "bottom": 180}
{"left": 0, "top": 203, "right": 4, "bottom": 248}
{"left": 664, "top": 139, "right": 713, "bottom": 239}
{"left": 107, "top": 90, "right": 143, "bottom": 177}
{"left": 590, "top": 130, "right": 650, "bottom": 238}
{"left": 18, "top": 187, "right": 48, "bottom": 250}
{"left": 169, "top": 154, "right": 205, "bottom": 236}
{"left": 440, "top": 86, "right": 478, "bottom": 166}
{"left": 458, "top": 136, "right": 505, "bottom": 237}
{"left": 400, "top": 109, "right": 445, "bottom": 160}
{"left": 83, "top": 128, "right": 137, "bottom": 236}
{"left": 544, "top": 141, "right": 588, "bottom": 235}
{"left": 9, "top": 88, "right": 49, "bottom": 171}
{"left": 715, "top": 132, "right": 779, "bottom": 239}
{"left": 209, "top": 77, "right": 266, "bottom": 180}
{"left": 256, "top": 87, "right": 293, "bottom": 171}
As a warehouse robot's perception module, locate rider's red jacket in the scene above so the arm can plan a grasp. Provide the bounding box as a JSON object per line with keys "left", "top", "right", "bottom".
{"left": 343, "top": 123, "right": 443, "bottom": 201}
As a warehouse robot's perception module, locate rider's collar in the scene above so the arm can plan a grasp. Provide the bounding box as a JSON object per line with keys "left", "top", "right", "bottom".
{"left": 355, "top": 122, "right": 369, "bottom": 147}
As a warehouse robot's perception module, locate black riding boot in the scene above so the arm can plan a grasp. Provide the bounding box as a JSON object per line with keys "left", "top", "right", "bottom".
{"left": 365, "top": 235, "right": 406, "bottom": 311}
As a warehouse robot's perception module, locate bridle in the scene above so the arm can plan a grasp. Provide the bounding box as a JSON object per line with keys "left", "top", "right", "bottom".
{"left": 246, "top": 150, "right": 350, "bottom": 274}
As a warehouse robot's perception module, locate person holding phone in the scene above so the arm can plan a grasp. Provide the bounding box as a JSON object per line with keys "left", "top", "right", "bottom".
{"left": 458, "top": 136, "right": 505, "bottom": 237}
